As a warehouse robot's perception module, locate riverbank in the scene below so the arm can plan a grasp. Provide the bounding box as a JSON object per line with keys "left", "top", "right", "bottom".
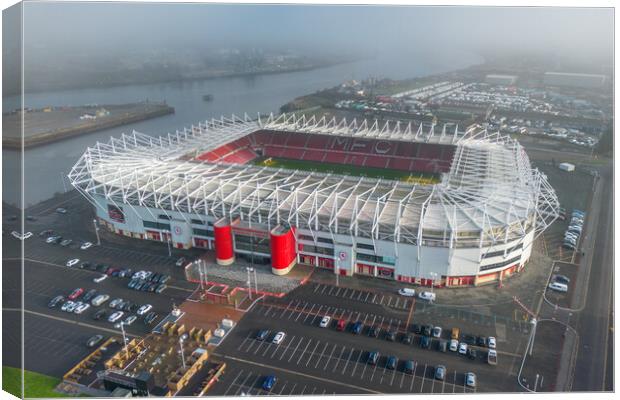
{"left": 2, "top": 102, "right": 175, "bottom": 149}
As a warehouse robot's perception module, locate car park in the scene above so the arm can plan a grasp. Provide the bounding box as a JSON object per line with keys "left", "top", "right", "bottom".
{"left": 80, "top": 241, "right": 93, "bottom": 250}
{"left": 80, "top": 262, "right": 92, "bottom": 270}
{"left": 386, "top": 356, "right": 398, "bottom": 370}
{"left": 68, "top": 288, "right": 84, "bottom": 300}
{"left": 476, "top": 336, "right": 487, "bottom": 347}
{"left": 449, "top": 339, "right": 458, "bottom": 352}
{"left": 48, "top": 295, "right": 64, "bottom": 308}
{"left": 272, "top": 331, "right": 286, "bottom": 344}
{"left": 86, "top": 335, "right": 104, "bottom": 348}
{"left": 398, "top": 288, "right": 416, "bottom": 297}
{"left": 262, "top": 375, "right": 276, "bottom": 391}
{"left": 319, "top": 316, "right": 331, "bottom": 328}
{"left": 432, "top": 326, "right": 442, "bottom": 338}
{"left": 548, "top": 281, "right": 568, "bottom": 292}
{"left": 109, "top": 298, "right": 124, "bottom": 309}
{"left": 458, "top": 342, "right": 468, "bottom": 355}
{"left": 61, "top": 301, "right": 75, "bottom": 312}
{"left": 412, "top": 324, "right": 422, "bottom": 334}
{"left": 403, "top": 360, "right": 416, "bottom": 374}
{"left": 137, "top": 304, "right": 153, "bottom": 315}
{"left": 488, "top": 349, "right": 498, "bottom": 365}
{"left": 465, "top": 372, "right": 477, "bottom": 388}
{"left": 367, "top": 351, "right": 379, "bottom": 365}
{"left": 39, "top": 229, "right": 53, "bottom": 237}
{"left": 108, "top": 311, "right": 124, "bottom": 323}
{"left": 434, "top": 365, "right": 446, "bottom": 381}
{"left": 123, "top": 315, "right": 137, "bottom": 326}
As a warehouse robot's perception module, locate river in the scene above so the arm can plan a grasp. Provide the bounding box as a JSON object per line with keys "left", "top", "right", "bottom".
{"left": 2, "top": 50, "right": 483, "bottom": 207}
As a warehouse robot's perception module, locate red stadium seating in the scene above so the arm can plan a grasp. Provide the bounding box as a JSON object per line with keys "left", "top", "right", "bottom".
{"left": 196, "top": 130, "right": 456, "bottom": 174}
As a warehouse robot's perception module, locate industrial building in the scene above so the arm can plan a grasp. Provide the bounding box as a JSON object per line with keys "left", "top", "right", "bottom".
{"left": 543, "top": 72, "right": 607, "bottom": 89}
{"left": 69, "top": 113, "right": 559, "bottom": 287}
{"left": 485, "top": 74, "right": 518, "bottom": 86}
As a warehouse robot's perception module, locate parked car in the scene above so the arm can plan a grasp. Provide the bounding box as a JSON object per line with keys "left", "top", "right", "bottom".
{"left": 420, "top": 336, "right": 431, "bottom": 349}
{"left": 398, "top": 288, "right": 416, "bottom": 297}
{"left": 92, "top": 294, "right": 110, "bottom": 307}
{"left": 319, "top": 316, "right": 331, "bottom": 328}
{"left": 487, "top": 337, "right": 497, "bottom": 349}
{"left": 262, "top": 375, "right": 276, "bottom": 391}
{"left": 487, "top": 349, "right": 498, "bottom": 365}
{"left": 272, "top": 331, "right": 286, "bottom": 345}
{"left": 86, "top": 335, "right": 104, "bottom": 348}
{"left": 449, "top": 339, "right": 459, "bottom": 352}
{"left": 66, "top": 258, "right": 80, "bottom": 267}
{"left": 458, "top": 342, "right": 468, "bottom": 355}
{"left": 61, "top": 301, "right": 75, "bottom": 312}
{"left": 94, "top": 274, "right": 108, "bottom": 283}
{"left": 368, "top": 326, "right": 379, "bottom": 338}
{"left": 175, "top": 257, "right": 187, "bottom": 267}
{"left": 418, "top": 291, "right": 436, "bottom": 302}
{"left": 93, "top": 309, "right": 107, "bottom": 320}
{"left": 467, "top": 348, "right": 478, "bottom": 360}
{"left": 46, "top": 235, "right": 60, "bottom": 244}
{"left": 438, "top": 340, "right": 448, "bottom": 353}
{"left": 548, "top": 282, "right": 568, "bottom": 293}
{"left": 476, "top": 336, "right": 487, "bottom": 347}
{"left": 68, "top": 288, "right": 84, "bottom": 300}
{"left": 465, "top": 372, "right": 477, "bottom": 388}
{"left": 385, "top": 331, "right": 396, "bottom": 342}
{"left": 403, "top": 360, "right": 416, "bottom": 375}
{"left": 434, "top": 365, "right": 446, "bottom": 381}
{"left": 155, "top": 284, "right": 167, "bottom": 294}
{"left": 60, "top": 239, "right": 73, "bottom": 247}
{"left": 352, "top": 321, "right": 363, "bottom": 335}
{"left": 123, "top": 315, "right": 137, "bottom": 326}
{"left": 336, "top": 319, "right": 347, "bottom": 332}
{"left": 462, "top": 334, "right": 476, "bottom": 345}
{"left": 412, "top": 324, "right": 422, "bottom": 335}
{"left": 108, "top": 311, "right": 124, "bottom": 323}
{"left": 386, "top": 356, "right": 398, "bottom": 370}
{"left": 422, "top": 325, "right": 433, "bottom": 337}
{"left": 48, "top": 295, "right": 64, "bottom": 308}
{"left": 144, "top": 312, "right": 158, "bottom": 325}
{"left": 137, "top": 304, "right": 153, "bottom": 316}
{"left": 80, "top": 242, "right": 93, "bottom": 250}
{"left": 367, "top": 351, "right": 380, "bottom": 365}
{"left": 56, "top": 207, "right": 67, "bottom": 214}
{"left": 451, "top": 327, "right": 460, "bottom": 340}
{"left": 402, "top": 334, "right": 413, "bottom": 345}
{"left": 82, "top": 289, "right": 98, "bottom": 302}
{"left": 109, "top": 298, "right": 124, "bottom": 309}
{"left": 74, "top": 302, "right": 90, "bottom": 314}
{"left": 552, "top": 274, "right": 570, "bottom": 285}
{"left": 432, "top": 326, "right": 442, "bottom": 338}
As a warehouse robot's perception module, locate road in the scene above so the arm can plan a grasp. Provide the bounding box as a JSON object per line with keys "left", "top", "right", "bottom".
{"left": 571, "top": 163, "right": 613, "bottom": 391}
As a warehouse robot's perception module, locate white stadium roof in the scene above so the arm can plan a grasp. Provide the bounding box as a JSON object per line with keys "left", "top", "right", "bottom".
{"left": 69, "top": 113, "right": 559, "bottom": 248}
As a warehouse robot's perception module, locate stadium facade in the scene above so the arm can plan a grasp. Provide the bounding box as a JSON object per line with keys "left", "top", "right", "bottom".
{"left": 69, "top": 113, "right": 559, "bottom": 287}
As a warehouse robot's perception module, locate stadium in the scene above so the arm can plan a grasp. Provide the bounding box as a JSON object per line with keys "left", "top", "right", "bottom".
{"left": 69, "top": 113, "right": 559, "bottom": 287}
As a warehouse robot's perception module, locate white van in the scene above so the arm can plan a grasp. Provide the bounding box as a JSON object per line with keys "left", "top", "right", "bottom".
{"left": 398, "top": 288, "right": 416, "bottom": 297}
{"left": 418, "top": 291, "right": 436, "bottom": 302}
{"left": 548, "top": 282, "right": 568, "bottom": 293}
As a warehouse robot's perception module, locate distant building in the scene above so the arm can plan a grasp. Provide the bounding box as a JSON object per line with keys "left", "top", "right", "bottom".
{"left": 544, "top": 72, "right": 606, "bottom": 89}
{"left": 485, "top": 74, "right": 518, "bottom": 86}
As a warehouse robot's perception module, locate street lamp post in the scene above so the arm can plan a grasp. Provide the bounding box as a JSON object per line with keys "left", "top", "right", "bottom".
{"left": 430, "top": 272, "right": 437, "bottom": 294}
{"left": 119, "top": 322, "right": 129, "bottom": 359}
{"left": 528, "top": 318, "right": 538, "bottom": 356}
{"left": 335, "top": 259, "right": 340, "bottom": 287}
{"left": 253, "top": 268, "right": 258, "bottom": 294}
{"left": 246, "top": 267, "right": 253, "bottom": 300}
{"left": 164, "top": 230, "right": 172, "bottom": 257}
{"left": 202, "top": 260, "right": 208, "bottom": 285}
{"left": 93, "top": 219, "right": 101, "bottom": 246}
{"left": 179, "top": 336, "right": 186, "bottom": 369}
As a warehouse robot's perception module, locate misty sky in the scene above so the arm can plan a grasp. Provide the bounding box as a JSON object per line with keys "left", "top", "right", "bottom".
{"left": 17, "top": 2, "right": 613, "bottom": 62}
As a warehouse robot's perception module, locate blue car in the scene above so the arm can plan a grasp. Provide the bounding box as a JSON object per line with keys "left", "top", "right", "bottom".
{"left": 352, "top": 321, "right": 363, "bottom": 335}
{"left": 256, "top": 329, "right": 269, "bottom": 341}
{"left": 262, "top": 375, "right": 277, "bottom": 391}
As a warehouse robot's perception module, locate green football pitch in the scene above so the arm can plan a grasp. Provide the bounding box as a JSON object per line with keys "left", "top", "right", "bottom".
{"left": 253, "top": 157, "right": 440, "bottom": 184}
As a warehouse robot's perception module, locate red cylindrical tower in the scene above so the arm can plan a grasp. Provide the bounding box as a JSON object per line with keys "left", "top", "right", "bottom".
{"left": 270, "top": 226, "right": 296, "bottom": 275}
{"left": 214, "top": 219, "right": 234, "bottom": 265}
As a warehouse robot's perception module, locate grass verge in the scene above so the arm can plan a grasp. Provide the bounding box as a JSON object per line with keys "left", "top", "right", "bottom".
{"left": 3, "top": 366, "right": 72, "bottom": 398}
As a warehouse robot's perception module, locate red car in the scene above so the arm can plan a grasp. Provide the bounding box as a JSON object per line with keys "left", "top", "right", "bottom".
{"left": 68, "top": 288, "right": 84, "bottom": 300}
{"left": 336, "top": 319, "right": 347, "bottom": 332}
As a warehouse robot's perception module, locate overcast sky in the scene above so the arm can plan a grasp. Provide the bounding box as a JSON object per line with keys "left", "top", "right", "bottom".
{"left": 17, "top": 3, "right": 613, "bottom": 62}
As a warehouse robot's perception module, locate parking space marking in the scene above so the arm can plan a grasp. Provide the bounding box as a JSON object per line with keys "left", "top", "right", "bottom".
{"left": 419, "top": 364, "right": 427, "bottom": 392}
{"left": 276, "top": 382, "right": 288, "bottom": 395}
{"left": 369, "top": 361, "right": 379, "bottom": 382}
{"left": 341, "top": 348, "right": 355, "bottom": 374}
{"left": 252, "top": 338, "right": 268, "bottom": 355}
{"left": 234, "top": 372, "right": 256, "bottom": 396}
{"left": 349, "top": 350, "right": 363, "bottom": 377}
{"left": 278, "top": 336, "right": 301, "bottom": 361}
{"left": 313, "top": 284, "right": 320, "bottom": 293}
{"left": 331, "top": 346, "right": 347, "bottom": 372}
{"left": 223, "top": 370, "right": 245, "bottom": 395}
{"left": 323, "top": 344, "right": 337, "bottom": 371}
{"left": 270, "top": 335, "right": 294, "bottom": 359}
{"left": 313, "top": 342, "right": 330, "bottom": 369}
{"left": 452, "top": 371, "right": 457, "bottom": 393}
{"left": 260, "top": 341, "right": 276, "bottom": 357}
{"left": 288, "top": 337, "right": 307, "bottom": 363}
{"left": 303, "top": 340, "right": 320, "bottom": 366}
{"left": 303, "top": 304, "right": 316, "bottom": 323}
{"left": 309, "top": 305, "right": 323, "bottom": 324}
{"left": 349, "top": 289, "right": 356, "bottom": 299}
{"left": 262, "top": 305, "right": 273, "bottom": 316}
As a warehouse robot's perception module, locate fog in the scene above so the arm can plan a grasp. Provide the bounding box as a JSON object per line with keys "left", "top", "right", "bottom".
{"left": 3, "top": 2, "right": 614, "bottom": 93}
